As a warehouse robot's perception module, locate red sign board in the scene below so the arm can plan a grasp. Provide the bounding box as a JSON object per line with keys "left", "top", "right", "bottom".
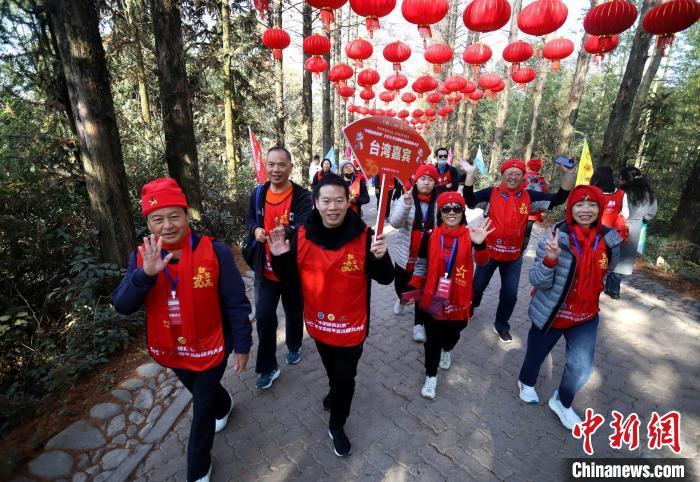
{"left": 249, "top": 127, "right": 267, "bottom": 185}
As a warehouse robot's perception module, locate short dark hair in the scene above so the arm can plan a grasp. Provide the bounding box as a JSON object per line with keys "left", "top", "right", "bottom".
{"left": 313, "top": 173, "right": 349, "bottom": 200}
{"left": 313, "top": 154, "right": 320, "bottom": 160}
{"left": 435, "top": 147, "right": 449, "bottom": 157}
{"left": 267, "top": 146, "right": 292, "bottom": 162}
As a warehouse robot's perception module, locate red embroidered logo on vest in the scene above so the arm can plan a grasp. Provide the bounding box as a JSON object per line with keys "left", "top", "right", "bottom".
{"left": 192, "top": 266, "right": 214, "bottom": 288}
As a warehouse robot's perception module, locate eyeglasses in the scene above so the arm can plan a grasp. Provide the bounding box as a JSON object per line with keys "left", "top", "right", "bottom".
{"left": 440, "top": 205, "right": 464, "bottom": 214}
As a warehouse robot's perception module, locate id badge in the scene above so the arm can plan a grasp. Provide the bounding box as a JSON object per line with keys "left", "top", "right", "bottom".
{"left": 167, "top": 291, "right": 182, "bottom": 327}
{"left": 436, "top": 276, "right": 452, "bottom": 299}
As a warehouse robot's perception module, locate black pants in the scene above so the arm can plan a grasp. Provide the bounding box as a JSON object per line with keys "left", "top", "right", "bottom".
{"left": 254, "top": 275, "right": 304, "bottom": 373}
{"left": 173, "top": 358, "right": 231, "bottom": 482}
{"left": 522, "top": 219, "right": 536, "bottom": 252}
{"left": 423, "top": 318, "right": 469, "bottom": 376}
{"left": 393, "top": 263, "right": 428, "bottom": 326}
{"left": 316, "top": 340, "right": 363, "bottom": 430}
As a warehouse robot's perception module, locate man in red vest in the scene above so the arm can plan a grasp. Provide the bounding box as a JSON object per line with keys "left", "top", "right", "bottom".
{"left": 433, "top": 147, "right": 460, "bottom": 195}
{"left": 460, "top": 159, "right": 576, "bottom": 343}
{"left": 268, "top": 173, "right": 394, "bottom": 458}
{"left": 113, "top": 178, "right": 252, "bottom": 482}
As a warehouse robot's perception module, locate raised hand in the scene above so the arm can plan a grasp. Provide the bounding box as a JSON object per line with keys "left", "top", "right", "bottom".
{"left": 138, "top": 234, "right": 174, "bottom": 277}
{"left": 370, "top": 233, "right": 388, "bottom": 258}
{"left": 459, "top": 159, "right": 476, "bottom": 174}
{"left": 545, "top": 228, "right": 561, "bottom": 260}
{"left": 468, "top": 218, "right": 495, "bottom": 245}
{"left": 402, "top": 189, "right": 413, "bottom": 206}
{"left": 558, "top": 162, "right": 578, "bottom": 190}
{"left": 268, "top": 225, "right": 290, "bottom": 256}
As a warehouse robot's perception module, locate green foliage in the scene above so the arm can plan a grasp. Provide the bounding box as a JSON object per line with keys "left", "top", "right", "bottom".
{"left": 643, "top": 234, "right": 700, "bottom": 283}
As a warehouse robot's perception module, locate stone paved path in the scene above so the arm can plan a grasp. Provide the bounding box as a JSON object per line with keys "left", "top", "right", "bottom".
{"left": 131, "top": 200, "right": 699, "bottom": 481}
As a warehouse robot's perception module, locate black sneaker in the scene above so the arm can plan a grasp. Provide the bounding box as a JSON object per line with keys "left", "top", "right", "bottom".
{"left": 322, "top": 393, "right": 332, "bottom": 411}
{"left": 493, "top": 327, "right": 512, "bottom": 343}
{"left": 604, "top": 291, "right": 621, "bottom": 300}
{"left": 328, "top": 428, "right": 352, "bottom": 457}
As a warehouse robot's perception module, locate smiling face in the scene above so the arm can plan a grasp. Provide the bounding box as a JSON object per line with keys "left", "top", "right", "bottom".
{"left": 316, "top": 184, "right": 349, "bottom": 228}
{"left": 415, "top": 174, "right": 436, "bottom": 194}
{"left": 440, "top": 203, "right": 464, "bottom": 228}
{"left": 265, "top": 150, "right": 293, "bottom": 186}
{"left": 571, "top": 200, "right": 600, "bottom": 228}
{"left": 501, "top": 167, "right": 524, "bottom": 190}
{"left": 342, "top": 163, "right": 355, "bottom": 177}
{"left": 146, "top": 207, "right": 189, "bottom": 246}
{"left": 321, "top": 160, "right": 332, "bottom": 172}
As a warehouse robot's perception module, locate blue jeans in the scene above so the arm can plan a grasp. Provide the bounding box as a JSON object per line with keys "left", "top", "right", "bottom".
{"left": 605, "top": 272, "right": 622, "bottom": 295}
{"left": 518, "top": 316, "right": 599, "bottom": 408}
{"left": 472, "top": 257, "right": 524, "bottom": 331}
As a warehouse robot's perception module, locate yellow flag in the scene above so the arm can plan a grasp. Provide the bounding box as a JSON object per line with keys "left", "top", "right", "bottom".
{"left": 576, "top": 140, "right": 594, "bottom": 186}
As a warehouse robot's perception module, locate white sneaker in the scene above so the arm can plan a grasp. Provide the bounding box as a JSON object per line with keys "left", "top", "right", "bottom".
{"left": 393, "top": 299, "right": 404, "bottom": 315}
{"left": 548, "top": 390, "right": 582, "bottom": 430}
{"left": 215, "top": 392, "right": 233, "bottom": 433}
{"left": 194, "top": 464, "right": 212, "bottom": 482}
{"left": 421, "top": 376, "right": 437, "bottom": 400}
{"left": 518, "top": 381, "right": 539, "bottom": 404}
{"left": 412, "top": 324, "right": 426, "bottom": 342}
{"left": 439, "top": 351, "right": 451, "bottom": 370}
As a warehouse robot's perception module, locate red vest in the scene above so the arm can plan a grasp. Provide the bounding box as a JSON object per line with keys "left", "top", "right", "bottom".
{"left": 435, "top": 168, "right": 453, "bottom": 188}
{"left": 348, "top": 176, "right": 362, "bottom": 213}
{"left": 297, "top": 226, "right": 368, "bottom": 347}
{"left": 138, "top": 235, "right": 225, "bottom": 371}
{"left": 601, "top": 190, "right": 624, "bottom": 227}
{"left": 487, "top": 188, "right": 531, "bottom": 261}
{"left": 263, "top": 189, "right": 293, "bottom": 281}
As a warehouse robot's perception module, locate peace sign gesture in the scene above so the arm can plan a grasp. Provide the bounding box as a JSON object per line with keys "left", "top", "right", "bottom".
{"left": 545, "top": 228, "right": 561, "bottom": 261}
{"left": 138, "top": 234, "right": 174, "bottom": 277}
{"left": 402, "top": 188, "right": 413, "bottom": 206}
{"left": 468, "top": 218, "right": 495, "bottom": 245}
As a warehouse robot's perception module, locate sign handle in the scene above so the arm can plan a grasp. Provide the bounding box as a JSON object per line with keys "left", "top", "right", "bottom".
{"left": 373, "top": 174, "right": 391, "bottom": 237}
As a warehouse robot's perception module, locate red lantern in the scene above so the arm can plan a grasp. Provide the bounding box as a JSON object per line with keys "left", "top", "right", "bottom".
{"left": 412, "top": 75, "right": 439, "bottom": 97}
{"left": 397, "top": 109, "right": 410, "bottom": 118}
{"left": 360, "top": 106, "right": 370, "bottom": 115}
{"left": 477, "top": 72, "right": 501, "bottom": 91}
{"left": 447, "top": 91, "right": 462, "bottom": 103}
{"left": 338, "top": 85, "right": 356, "bottom": 102}
{"left": 303, "top": 34, "right": 331, "bottom": 56}
{"left": 306, "top": 0, "right": 350, "bottom": 32}
{"left": 461, "top": 80, "right": 477, "bottom": 94}
{"left": 542, "top": 38, "right": 574, "bottom": 73}
{"left": 253, "top": 0, "right": 269, "bottom": 20}
{"left": 468, "top": 88, "right": 484, "bottom": 105}
{"left": 379, "top": 91, "right": 395, "bottom": 104}
{"left": 463, "top": 43, "right": 493, "bottom": 76}
{"left": 304, "top": 56, "right": 328, "bottom": 77}
{"left": 401, "top": 92, "right": 417, "bottom": 105}
{"left": 402, "top": 0, "right": 449, "bottom": 43}
{"left": 375, "top": 108, "right": 386, "bottom": 115}
{"left": 426, "top": 92, "right": 443, "bottom": 105}
{"left": 584, "top": 34, "right": 620, "bottom": 64}
{"left": 412, "top": 108, "right": 425, "bottom": 118}
{"left": 357, "top": 68, "right": 380, "bottom": 87}
{"left": 438, "top": 82, "right": 450, "bottom": 95}
{"left": 359, "top": 87, "right": 376, "bottom": 104}
{"left": 444, "top": 75, "right": 467, "bottom": 92}
{"left": 584, "top": 0, "right": 638, "bottom": 37}
{"left": 386, "top": 109, "right": 396, "bottom": 117}
{"left": 463, "top": 0, "right": 512, "bottom": 32}
{"left": 349, "top": 0, "right": 397, "bottom": 38}
{"left": 502, "top": 40, "right": 534, "bottom": 69}
{"left": 262, "top": 28, "right": 291, "bottom": 61}
{"left": 345, "top": 38, "right": 373, "bottom": 67}
{"left": 383, "top": 41, "right": 412, "bottom": 71}
{"left": 384, "top": 72, "right": 408, "bottom": 91}
{"left": 518, "top": 0, "right": 568, "bottom": 37}
{"left": 425, "top": 107, "right": 437, "bottom": 118}
{"left": 511, "top": 66, "right": 536, "bottom": 88}
{"left": 424, "top": 43, "right": 453, "bottom": 73}
{"left": 643, "top": 0, "right": 700, "bottom": 55}
{"left": 328, "top": 63, "right": 354, "bottom": 87}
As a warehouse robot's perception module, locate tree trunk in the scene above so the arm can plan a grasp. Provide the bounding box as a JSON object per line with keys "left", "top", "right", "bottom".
{"left": 455, "top": 31, "right": 478, "bottom": 160}
{"left": 522, "top": 40, "right": 551, "bottom": 162}
{"left": 46, "top": 0, "right": 136, "bottom": 266}
{"left": 300, "top": 2, "right": 313, "bottom": 184}
{"left": 491, "top": 0, "right": 523, "bottom": 168}
{"left": 125, "top": 0, "right": 151, "bottom": 124}
{"left": 271, "top": 0, "right": 285, "bottom": 146}
{"left": 221, "top": 0, "right": 239, "bottom": 185}
{"left": 670, "top": 151, "right": 700, "bottom": 246}
{"left": 333, "top": 10, "right": 343, "bottom": 155}
{"left": 598, "top": 0, "right": 658, "bottom": 168}
{"left": 151, "top": 0, "right": 203, "bottom": 218}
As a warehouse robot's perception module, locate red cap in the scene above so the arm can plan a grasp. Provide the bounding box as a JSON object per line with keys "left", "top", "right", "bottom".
{"left": 141, "top": 178, "right": 189, "bottom": 217}
{"left": 437, "top": 191, "right": 465, "bottom": 211}
{"left": 499, "top": 159, "right": 526, "bottom": 174}
{"left": 566, "top": 185, "right": 605, "bottom": 229}
{"left": 527, "top": 158, "right": 543, "bottom": 172}
{"left": 414, "top": 164, "right": 439, "bottom": 182}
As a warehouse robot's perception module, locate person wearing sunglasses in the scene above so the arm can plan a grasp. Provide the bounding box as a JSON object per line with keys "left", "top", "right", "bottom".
{"left": 459, "top": 158, "right": 577, "bottom": 344}
{"left": 433, "top": 147, "right": 460, "bottom": 194}
{"left": 407, "top": 192, "right": 495, "bottom": 399}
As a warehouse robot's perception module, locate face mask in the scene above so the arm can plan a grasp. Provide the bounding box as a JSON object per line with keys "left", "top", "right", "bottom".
{"left": 437, "top": 160, "right": 447, "bottom": 168}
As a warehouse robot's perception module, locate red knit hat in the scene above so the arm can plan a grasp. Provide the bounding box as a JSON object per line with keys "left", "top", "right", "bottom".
{"left": 499, "top": 159, "right": 527, "bottom": 174}
{"left": 437, "top": 191, "right": 465, "bottom": 211}
{"left": 414, "top": 164, "right": 439, "bottom": 182}
{"left": 141, "top": 178, "right": 189, "bottom": 217}
{"left": 566, "top": 185, "right": 605, "bottom": 230}
{"left": 527, "top": 158, "right": 543, "bottom": 172}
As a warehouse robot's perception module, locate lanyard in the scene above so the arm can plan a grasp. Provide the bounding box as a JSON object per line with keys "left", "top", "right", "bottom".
{"left": 162, "top": 233, "right": 194, "bottom": 293}
{"left": 440, "top": 235, "right": 459, "bottom": 278}
{"left": 570, "top": 233, "right": 600, "bottom": 258}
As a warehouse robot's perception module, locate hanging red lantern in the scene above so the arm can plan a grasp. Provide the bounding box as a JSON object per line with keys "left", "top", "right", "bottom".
{"left": 462, "top": 0, "right": 512, "bottom": 32}
{"left": 584, "top": 34, "right": 620, "bottom": 64}
{"left": 402, "top": 0, "right": 449, "bottom": 43}
{"left": 447, "top": 91, "right": 462, "bottom": 103}
{"left": 379, "top": 91, "right": 395, "bottom": 104}
{"left": 386, "top": 108, "right": 396, "bottom": 117}
{"left": 383, "top": 72, "right": 408, "bottom": 92}
{"left": 463, "top": 43, "right": 493, "bottom": 76}
{"left": 412, "top": 108, "right": 425, "bottom": 118}
{"left": 412, "top": 75, "right": 439, "bottom": 97}
{"left": 349, "top": 0, "right": 397, "bottom": 38}
{"left": 262, "top": 28, "right": 291, "bottom": 61}
{"left": 328, "top": 63, "right": 354, "bottom": 87}
{"left": 438, "top": 83, "right": 451, "bottom": 95}
{"left": 375, "top": 108, "right": 387, "bottom": 116}
{"left": 303, "top": 33, "right": 331, "bottom": 56}
{"left": 584, "top": 0, "right": 638, "bottom": 37}
{"left": 401, "top": 92, "right": 417, "bottom": 105}
{"left": 383, "top": 41, "right": 412, "bottom": 71}
{"left": 477, "top": 72, "right": 501, "bottom": 91}
{"left": 304, "top": 56, "right": 329, "bottom": 78}
{"left": 426, "top": 92, "right": 443, "bottom": 105}
{"left": 518, "top": 0, "right": 568, "bottom": 37}
{"left": 511, "top": 66, "right": 536, "bottom": 88}
{"left": 444, "top": 75, "right": 468, "bottom": 92}
{"left": 468, "top": 88, "right": 484, "bottom": 105}
{"left": 306, "top": 0, "right": 350, "bottom": 32}
{"left": 338, "top": 85, "right": 356, "bottom": 102}
{"left": 643, "top": 0, "right": 700, "bottom": 55}
{"left": 461, "top": 80, "right": 477, "bottom": 94}
{"left": 345, "top": 38, "right": 373, "bottom": 68}
{"left": 502, "top": 40, "right": 534, "bottom": 69}
{"left": 424, "top": 43, "right": 453, "bottom": 73}
{"left": 253, "top": 0, "right": 269, "bottom": 20}
{"left": 359, "top": 87, "right": 376, "bottom": 104}
{"left": 425, "top": 107, "right": 437, "bottom": 118}
{"left": 542, "top": 38, "right": 574, "bottom": 73}
{"left": 397, "top": 109, "right": 410, "bottom": 119}
{"left": 357, "top": 68, "right": 380, "bottom": 87}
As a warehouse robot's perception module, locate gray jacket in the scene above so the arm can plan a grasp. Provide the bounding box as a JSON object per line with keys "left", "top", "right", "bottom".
{"left": 529, "top": 221, "right": 623, "bottom": 331}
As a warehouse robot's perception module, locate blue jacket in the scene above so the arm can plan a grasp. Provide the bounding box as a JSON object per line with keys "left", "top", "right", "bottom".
{"left": 112, "top": 232, "right": 253, "bottom": 355}
{"left": 528, "top": 221, "right": 623, "bottom": 332}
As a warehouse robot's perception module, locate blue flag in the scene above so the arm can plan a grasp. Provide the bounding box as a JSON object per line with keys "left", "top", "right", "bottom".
{"left": 473, "top": 145, "right": 487, "bottom": 176}
{"left": 325, "top": 147, "right": 336, "bottom": 172}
